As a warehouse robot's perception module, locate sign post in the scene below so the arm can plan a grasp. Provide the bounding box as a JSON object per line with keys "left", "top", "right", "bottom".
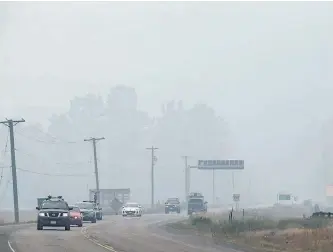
{"left": 197, "top": 160, "right": 244, "bottom": 206}
{"left": 233, "top": 193, "right": 240, "bottom": 211}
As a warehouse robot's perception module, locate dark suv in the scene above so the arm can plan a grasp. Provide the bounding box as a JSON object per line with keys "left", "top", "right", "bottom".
{"left": 165, "top": 198, "right": 181, "bottom": 214}
{"left": 75, "top": 201, "right": 97, "bottom": 223}
{"left": 36, "top": 196, "right": 73, "bottom": 231}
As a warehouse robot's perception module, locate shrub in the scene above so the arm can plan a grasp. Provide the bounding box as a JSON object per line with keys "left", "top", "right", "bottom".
{"left": 277, "top": 217, "right": 331, "bottom": 230}
{"left": 190, "top": 215, "right": 213, "bottom": 226}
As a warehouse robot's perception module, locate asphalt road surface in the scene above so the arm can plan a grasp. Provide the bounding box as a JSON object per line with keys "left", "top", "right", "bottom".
{"left": 5, "top": 212, "right": 242, "bottom": 252}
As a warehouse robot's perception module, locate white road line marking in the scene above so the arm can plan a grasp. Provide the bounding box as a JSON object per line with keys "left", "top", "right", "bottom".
{"left": 7, "top": 240, "right": 15, "bottom": 252}
{"left": 81, "top": 226, "right": 118, "bottom": 252}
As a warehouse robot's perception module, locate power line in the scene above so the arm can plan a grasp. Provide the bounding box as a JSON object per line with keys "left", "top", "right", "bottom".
{"left": 15, "top": 148, "right": 92, "bottom": 167}
{"left": 0, "top": 129, "right": 9, "bottom": 186}
{"left": 0, "top": 180, "right": 10, "bottom": 204}
{"left": 16, "top": 167, "right": 91, "bottom": 177}
{"left": 15, "top": 129, "right": 79, "bottom": 144}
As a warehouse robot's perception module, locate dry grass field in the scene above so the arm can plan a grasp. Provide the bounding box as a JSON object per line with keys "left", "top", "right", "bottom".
{"left": 0, "top": 210, "right": 36, "bottom": 225}
{"left": 223, "top": 227, "right": 333, "bottom": 252}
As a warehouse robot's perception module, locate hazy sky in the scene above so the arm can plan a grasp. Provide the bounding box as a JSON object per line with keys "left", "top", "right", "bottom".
{"left": 1, "top": 2, "right": 333, "bottom": 207}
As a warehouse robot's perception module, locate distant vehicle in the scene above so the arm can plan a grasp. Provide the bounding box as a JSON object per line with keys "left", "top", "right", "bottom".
{"left": 36, "top": 195, "right": 72, "bottom": 231}
{"left": 165, "top": 198, "right": 181, "bottom": 214}
{"left": 37, "top": 197, "right": 48, "bottom": 208}
{"left": 75, "top": 201, "right": 97, "bottom": 223}
{"left": 122, "top": 202, "right": 142, "bottom": 217}
{"left": 69, "top": 205, "right": 83, "bottom": 227}
{"left": 187, "top": 192, "right": 207, "bottom": 215}
{"left": 82, "top": 200, "right": 103, "bottom": 220}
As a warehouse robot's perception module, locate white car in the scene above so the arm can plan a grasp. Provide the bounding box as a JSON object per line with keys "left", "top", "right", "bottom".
{"left": 122, "top": 202, "right": 143, "bottom": 217}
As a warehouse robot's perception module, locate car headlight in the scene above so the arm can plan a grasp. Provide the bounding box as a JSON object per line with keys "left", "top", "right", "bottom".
{"left": 38, "top": 212, "right": 45, "bottom": 216}
{"left": 62, "top": 213, "right": 68, "bottom": 217}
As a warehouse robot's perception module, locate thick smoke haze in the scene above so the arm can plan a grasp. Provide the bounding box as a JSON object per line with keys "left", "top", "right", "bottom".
{"left": 0, "top": 2, "right": 333, "bottom": 209}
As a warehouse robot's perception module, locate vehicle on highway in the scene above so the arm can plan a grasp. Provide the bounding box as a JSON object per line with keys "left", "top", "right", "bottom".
{"left": 187, "top": 192, "right": 207, "bottom": 215}
{"left": 165, "top": 198, "right": 181, "bottom": 214}
{"left": 82, "top": 200, "right": 103, "bottom": 220}
{"left": 122, "top": 202, "right": 142, "bottom": 217}
{"left": 36, "top": 195, "right": 72, "bottom": 231}
{"left": 69, "top": 205, "right": 83, "bottom": 227}
{"left": 75, "top": 201, "right": 97, "bottom": 223}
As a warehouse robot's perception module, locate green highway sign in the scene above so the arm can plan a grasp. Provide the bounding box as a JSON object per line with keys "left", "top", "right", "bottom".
{"left": 198, "top": 160, "right": 244, "bottom": 170}
{"left": 278, "top": 194, "right": 291, "bottom": 201}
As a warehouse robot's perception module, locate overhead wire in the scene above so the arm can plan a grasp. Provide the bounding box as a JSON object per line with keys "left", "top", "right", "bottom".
{"left": 14, "top": 127, "right": 79, "bottom": 144}
{"left": 16, "top": 167, "right": 91, "bottom": 177}
{"left": 0, "top": 128, "right": 9, "bottom": 186}
{"left": 15, "top": 148, "right": 91, "bottom": 167}
{"left": 0, "top": 128, "right": 11, "bottom": 204}
{"left": 7, "top": 124, "right": 94, "bottom": 178}
{"left": 31, "top": 126, "right": 80, "bottom": 144}
{"left": 0, "top": 180, "right": 10, "bottom": 204}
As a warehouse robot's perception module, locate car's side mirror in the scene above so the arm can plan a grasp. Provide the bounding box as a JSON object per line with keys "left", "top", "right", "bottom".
{"left": 36, "top": 206, "right": 40, "bottom": 210}
{"left": 68, "top": 207, "right": 73, "bottom": 210}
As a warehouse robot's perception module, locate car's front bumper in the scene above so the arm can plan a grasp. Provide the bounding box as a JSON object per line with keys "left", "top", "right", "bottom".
{"left": 38, "top": 216, "right": 70, "bottom": 226}
{"left": 165, "top": 207, "right": 180, "bottom": 212}
{"left": 122, "top": 211, "right": 141, "bottom": 216}
{"left": 82, "top": 215, "right": 95, "bottom": 221}
{"left": 70, "top": 217, "right": 82, "bottom": 225}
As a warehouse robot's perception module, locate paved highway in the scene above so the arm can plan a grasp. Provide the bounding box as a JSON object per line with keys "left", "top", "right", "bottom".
{"left": 5, "top": 212, "right": 242, "bottom": 252}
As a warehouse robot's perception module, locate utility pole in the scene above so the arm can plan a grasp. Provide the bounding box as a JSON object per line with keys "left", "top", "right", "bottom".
{"left": 146, "top": 146, "right": 158, "bottom": 208}
{"left": 232, "top": 172, "right": 235, "bottom": 191}
{"left": 84, "top": 137, "right": 105, "bottom": 204}
{"left": 213, "top": 169, "right": 215, "bottom": 204}
{"left": 0, "top": 118, "right": 25, "bottom": 223}
{"left": 181, "top": 156, "right": 190, "bottom": 202}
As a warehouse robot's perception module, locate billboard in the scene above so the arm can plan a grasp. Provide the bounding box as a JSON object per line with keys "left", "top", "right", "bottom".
{"left": 197, "top": 160, "right": 244, "bottom": 170}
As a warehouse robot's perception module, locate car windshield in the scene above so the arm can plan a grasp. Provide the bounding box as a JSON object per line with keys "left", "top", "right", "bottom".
{"left": 76, "top": 203, "right": 94, "bottom": 209}
{"left": 188, "top": 199, "right": 203, "bottom": 204}
{"left": 125, "top": 203, "right": 139, "bottom": 207}
{"left": 70, "top": 206, "right": 80, "bottom": 212}
{"left": 167, "top": 199, "right": 179, "bottom": 204}
{"left": 41, "top": 201, "right": 68, "bottom": 209}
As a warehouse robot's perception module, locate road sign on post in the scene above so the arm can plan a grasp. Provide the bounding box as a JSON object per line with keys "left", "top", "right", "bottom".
{"left": 278, "top": 194, "right": 291, "bottom": 201}
{"left": 233, "top": 193, "right": 240, "bottom": 202}
{"left": 197, "top": 160, "right": 244, "bottom": 170}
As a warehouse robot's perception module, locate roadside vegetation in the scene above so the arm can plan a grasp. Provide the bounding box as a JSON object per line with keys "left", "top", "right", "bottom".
{"left": 166, "top": 211, "right": 333, "bottom": 252}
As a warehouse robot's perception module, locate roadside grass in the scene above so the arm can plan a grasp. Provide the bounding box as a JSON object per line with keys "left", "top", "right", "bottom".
{"left": 167, "top": 212, "right": 333, "bottom": 252}
{"left": 0, "top": 219, "right": 36, "bottom": 226}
